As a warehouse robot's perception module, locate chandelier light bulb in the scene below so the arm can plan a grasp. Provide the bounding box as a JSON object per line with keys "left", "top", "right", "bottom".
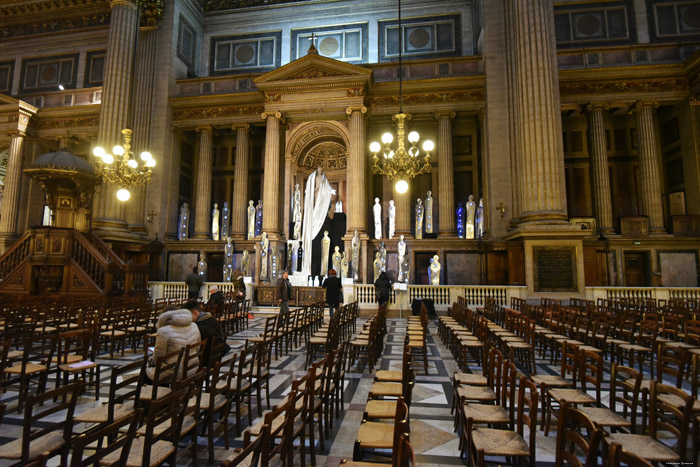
{"left": 102, "top": 154, "right": 114, "bottom": 164}
{"left": 127, "top": 159, "right": 138, "bottom": 169}
{"left": 116, "top": 188, "right": 131, "bottom": 201}
{"left": 140, "top": 151, "right": 152, "bottom": 161}
{"left": 93, "top": 146, "right": 105, "bottom": 159}
{"left": 381, "top": 132, "right": 394, "bottom": 145}
{"left": 422, "top": 140, "right": 435, "bottom": 152}
{"left": 369, "top": 142, "right": 381, "bottom": 153}
{"left": 409, "top": 146, "right": 419, "bottom": 157}
{"left": 146, "top": 158, "right": 156, "bottom": 168}
{"left": 395, "top": 179, "right": 408, "bottom": 194}
{"left": 388, "top": 150, "right": 395, "bottom": 159}
{"left": 408, "top": 131, "right": 419, "bottom": 144}
{"left": 113, "top": 145, "right": 125, "bottom": 156}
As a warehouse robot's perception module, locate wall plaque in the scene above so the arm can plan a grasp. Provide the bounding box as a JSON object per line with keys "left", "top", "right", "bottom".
{"left": 533, "top": 246, "right": 577, "bottom": 292}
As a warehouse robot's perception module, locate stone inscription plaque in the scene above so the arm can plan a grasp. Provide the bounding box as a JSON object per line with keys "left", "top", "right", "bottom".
{"left": 533, "top": 246, "right": 577, "bottom": 292}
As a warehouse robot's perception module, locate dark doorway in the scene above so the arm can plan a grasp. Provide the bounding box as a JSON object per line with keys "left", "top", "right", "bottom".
{"left": 414, "top": 252, "right": 437, "bottom": 285}
{"left": 624, "top": 251, "right": 650, "bottom": 287}
{"left": 207, "top": 253, "right": 224, "bottom": 283}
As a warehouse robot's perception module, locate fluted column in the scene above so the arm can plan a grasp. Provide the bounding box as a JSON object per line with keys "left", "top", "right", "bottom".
{"left": 127, "top": 23, "right": 158, "bottom": 235}
{"left": 634, "top": 101, "right": 665, "bottom": 232}
{"left": 587, "top": 104, "right": 614, "bottom": 234}
{"left": 395, "top": 183, "right": 412, "bottom": 237}
{"left": 261, "top": 112, "right": 284, "bottom": 235}
{"left": 93, "top": 0, "right": 139, "bottom": 235}
{"left": 0, "top": 133, "right": 26, "bottom": 243}
{"left": 685, "top": 98, "right": 700, "bottom": 215}
{"left": 511, "top": 0, "right": 567, "bottom": 223}
{"left": 193, "top": 125, "right": 213, "bottom": 239}
{"left": 231, "top": 123, "right": 250, "bottom": 238}
{"left": 435, "top": 111, "right": 456, "bottom": 235}
{"left": 346, "top": 105, "right": 368, "bottom": 233}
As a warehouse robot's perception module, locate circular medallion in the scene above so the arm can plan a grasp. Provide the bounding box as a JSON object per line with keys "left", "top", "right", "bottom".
{"left": 576, "top": 14, "right": 602, "bottom": 36}
{"left": 235, "top": 44, "right": 255, "bottom": 64}
{"left": 683, "top": 6, "right": 700, "bottom": 29}
{"left": 319, "top": 37, "right": 339, "bottom": 56}
{"left": 409, "top": 28, "right": 430, "bottom": 49}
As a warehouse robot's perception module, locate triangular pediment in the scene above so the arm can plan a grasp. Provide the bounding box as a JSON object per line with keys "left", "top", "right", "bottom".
{"left": 254, "top": 52, "right": 372, "bottom": 89}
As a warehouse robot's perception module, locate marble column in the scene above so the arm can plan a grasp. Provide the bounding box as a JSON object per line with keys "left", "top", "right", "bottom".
{"left": 261, "top": 112, "right": 284, "bottom": 235}
{"left": 435, "top": 111, "right": 456, "bottom": 235}
{"left": 127, "top": 23, "right": 158, "bottom": 236}
{"left": 511, "top": 0, "right": 567, "bottom": 223}
{"left": 0, "top": 132, "right": 26, "bottom": 244}
{"left": 346, "top": 105, "right": 368, "bottom": 234}
{"left": 193, "top": 125, "right": 213, "bottom": 239}
{"left": 394, "top": 181, "right": 412, "bottom": 238}
{"left": 634, "top": 101, "right": 665, "bottom": 232}
{"left": 684, "top": 98, "right": 700, "bottom": 215}
{"left": 92, "top": 0, "right": 139, "bottom": 235}
{"left": 586, "top": 104, "right": 614, "bottom": 234}
{"left": 231, "top": 123, "right": 250, "bottom": 238}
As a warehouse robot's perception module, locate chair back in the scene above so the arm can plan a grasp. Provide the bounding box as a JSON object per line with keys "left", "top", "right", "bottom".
{"left": 578, "top": 349, "right": 603, "bottom": 405}
{"left": 501, "top": 361, "right": 518, "bottom": 427}
{"left": 141, "top": 386, "right": 190, "bottom": 465}
{"left": 110, "top": 357, "right": 146, "bottom": 418}
{"left": 649, "top": 381, "right": 693, "bottom": 461}
{"left": 151, "top": 347, "right": 184, "bottom": 388}
{"left": 485, "top": 348, "right": 504, "bottom": 392}
{"left": 606, "top": 442, "right": 653, "bottom": 467}
{"left": 70, "top": 409, "right": 142, "bottom": 467}
{"left": 610, "top": 363, "right": 641, "bottom": 431}
{"left": 182, "top": 339, "right": 207, "bottom": 379}
{"left": 263, "top": 391, "right": 295, "bottom": 464}
{"left": 395, "top": 433, "right": 415, "bottom": 467}
{"left": 560, "top": 341, "right": 579, "bottom": 385}
{"left": 555, "top": 403, "right": 603, "bottom": 467}
{"left": 656, "top": 343, "right": 686, "bottom": 388}
{"left": 223, "top": 424, "right": 269, "bottom": 467}
{"left": 516, "top": 377, "right": 538, "bottom": 462}
{"left": 392, "top": 397, "right": 410, "bottom": 457}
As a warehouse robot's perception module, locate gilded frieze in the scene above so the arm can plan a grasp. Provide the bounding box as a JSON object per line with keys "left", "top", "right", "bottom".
{"left": 370, "top": 90, "right": 485, "bottom": 106}
{"left": 173, "top": 106, "right": 265, "bottom": 120}
{"left": 34, "top": 117, "right": 100, "bottom": 130}
{"left": 560, "top": 78, "right": 688, "bottom": 96}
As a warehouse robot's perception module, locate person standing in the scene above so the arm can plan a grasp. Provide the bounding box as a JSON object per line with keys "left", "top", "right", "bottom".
{"left": 185, "top": 266, "right": 202, "bottom": 300}
{"left": 322, "top": 268, "right": 342, "bottom": 318}
{"left": 374, "top": 271, "right": 392, "bottom": 307}
{"left": 277, "top": 270, "right": 292, "bottom": 314}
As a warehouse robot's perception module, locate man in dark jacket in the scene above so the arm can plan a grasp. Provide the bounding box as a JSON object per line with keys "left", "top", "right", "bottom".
{"left": 183, "top": 300, "right": 230, "bottom": 363}
{"left": 277, "top": 270, "right": 292, "bottom": 314}
{"left": 207, "top": 285, "right": 225, "bottom": 313}
{"left": 185, "top": 267, "right": 202, "bottom": 299}
{"left": 374, "top": 271, "right": 392, "bottom": 307}
{"left": 322, "top": 268, "right": 342, "bottom": 318}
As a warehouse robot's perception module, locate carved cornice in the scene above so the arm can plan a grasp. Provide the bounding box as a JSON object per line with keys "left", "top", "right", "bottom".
{"left": 0, "top": 1, "right": 110, "bottom": 39}
{"left": 200, "top": 0, "right": 312, "bottom": 12}
{"left": 371, "top": 90, "right": 485, "bottom": 107}
{"left": 33, "top": 116, "right": 100, "bottom": 131}
{"left": 172, "top": 105, "right": 265, "bottom": 121}
{"left": 139, "top": 0, "right": 164, "bottom": 27}
{"left": 560, "top": 78, "right": 688, "bottom": 97}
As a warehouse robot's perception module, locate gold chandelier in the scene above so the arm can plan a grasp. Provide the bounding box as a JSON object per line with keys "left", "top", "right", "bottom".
{"left": 92, "top": 128, "right": 156, "bottom": 201}
{"left": 369, "top": 0, "right": 433, "bottom": 194}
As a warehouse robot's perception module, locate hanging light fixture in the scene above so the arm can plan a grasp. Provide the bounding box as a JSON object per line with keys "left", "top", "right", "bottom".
{"left": 92, "top": 128, "right": 156, "bottom": 202}
{"left": 370, "top": 0, "right": 433, "bottom": 194}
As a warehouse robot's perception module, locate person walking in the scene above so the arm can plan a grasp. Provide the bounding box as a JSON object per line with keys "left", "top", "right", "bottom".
{"left": 322, "top": 269, "right": 342, "bottom": 318}
{"left": 277, "top": 270, "right": 292, "bottom": 314}
{"left": 185, "top": 266, "right": 202, "bottom": 299}
{"left": 374, "top": 271, "right": 392, "bottom": 307}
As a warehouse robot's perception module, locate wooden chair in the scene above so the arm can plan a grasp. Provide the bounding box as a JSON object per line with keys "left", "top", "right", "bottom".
{"left": 70, "top": 409, "right": 143, "bottom": 467}
{"left": 201, "top": 360, "right": 232, "bottom": 463}
{"left": 340, "top": 432, "right": 414, "bottom": 466}
{"left": 554, "top": 403, "right": 604, "bottom": 467}
{"left": 618, "top": 318, "right": 657, "bottom": 378}
{"left": 244, "top": 391, "right": 296, "bottom": 466}
{"left": 55, "top": 328, "right": 100, "bottom": 400}
{"left": 606, "top": 442, "right": 653, "bottom": 467}
{"left": 227, "top": 346, "right": 254, "bottom": 435}
{"left": 251, "top": 340, "right": 272, "bottom": 417}
{"left": 0, "top": 380, "right": 82, "bottom": 466}
{"left": 656, "top": 342, "right": 687, "bottom": 387}
{"left": 182, "top": 339, "right": 207, "bottom": 380}
{"left": 166, "top": 369, "right": 205, "bottom": 466}
{"left": 4, "top": 335, "right": 57, "bottom": 412}
{"left": 140, "top": 348, "right": 183, "bottom": 403}
{"left": 353, "top": 397, "right": 409, "bottom": 462}
{"left": 466, "top": 378, "right": 538, "bottom": 467}
{"left": 220, "top": 423, "right": 269, "bottom": 467}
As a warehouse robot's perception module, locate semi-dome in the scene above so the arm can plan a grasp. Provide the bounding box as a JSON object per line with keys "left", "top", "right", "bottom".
{"left": 32, "top": 150, "right": 94, "bottom": 174}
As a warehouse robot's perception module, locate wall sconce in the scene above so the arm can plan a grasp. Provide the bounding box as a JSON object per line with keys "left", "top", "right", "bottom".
{"left": 496, "top": 202, "right": 506, "bottom": 218}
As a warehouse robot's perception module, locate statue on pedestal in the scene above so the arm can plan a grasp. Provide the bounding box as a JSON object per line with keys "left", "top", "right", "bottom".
{"left": 388, "top": 200, "right": 396, "bottom": 239}
{"left": 212, "top": 203, "right": 220, "bottom": 241}
{"left": 287, "top": 242, "right": 295, "bottom": 272}
{"left": 425, "top": 190, "right": 434, "bottom": 234}
{"left": 429, "top": 255, "right": 441, "bottom": 285}
{"left": 373, "top": 252, "right": 382, "bottom": 283}
{"left": 351, "top": 230, "right": 360, "bottom": 282}
{"left": 320, "top": 230, "right": 331, "bottom": 276}
{"left": 301, "top": 167, "right": 335, "bottom": 275}
{"left": 313, "top": 276, "right": 320, "bottom": 287}
{"left": 178, "top": 203, "right": 189, "bottom": 240}
{"left": 332, "top": 246, "right": 342, "bottom": 273}
{"left": 476, "top": 198, "right": 484, "bottom": 239}
{"left": 341, "top": 251, "right": 349, "bottom": 280}
{"left": 198, "top": 251, "right": 207, "bottom": 279}
{"left": 255, "top": 200, "right": 263, "bottom": 237}
{"left": 260, "top": 232, "right": 269, "bottom": 281}
{"left": 398, "top": 234, "right": 406, "bottom": 266}
{"left": 378, "top": 241, "right": 387, "bottom": 272}
{"left": 247, "top": 200, "right": 256, "bottom": 240}
{"left": 373, "top": 198, "right": 382, "bottom": 239}
{"left": 293, "top": 184, "right": 302, "bottom": 240}
{"left": 456, "top": 202, "right": 465, "bottom": 239}
{"left": 223, "top": 237, "right": 234, "bottom": 281}
{"left": 335, "top": 198, "right": 344, "bottom": 213}
{"left": 221, "top": 202, "right": 230, "bottom": 240}
{"left": 399, "top": 256, "right": 410, "bottom": 283}
{"left": 415, "top": 198, "right": 424, "bottom": 240}
{"left": 241, "top": 249, "right": 250, "bottom": 277}
{"left": 466, "top": 195, "right": 476, "bottom": 239}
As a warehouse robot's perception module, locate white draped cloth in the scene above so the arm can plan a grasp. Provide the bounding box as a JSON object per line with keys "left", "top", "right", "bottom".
{"left": 301, "top": 170, "right": 334, "bottom": 275}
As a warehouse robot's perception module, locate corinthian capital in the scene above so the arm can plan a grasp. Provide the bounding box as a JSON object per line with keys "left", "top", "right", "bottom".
{"left": 139, "top": 0, "right": 165, "bottom": 27}
{"left": 195, "top": 124, "right": 213, "bottom": 134}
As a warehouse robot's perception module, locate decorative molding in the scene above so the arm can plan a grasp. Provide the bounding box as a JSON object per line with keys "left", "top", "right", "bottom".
{"left": 560, "top": 78, "right": 688, "bottom": 97}
{"left": 261, "top": 111, "right": 284, "bottom": 123}
{"left": 195, "top": 124, "right": 214, "bottom": 133}
{"left": 585, "top": 103, "right": 610, "bottom": 112}
{"left": 0, "top": 6, "right": 110, "bottom": 39}
{"left": 34, "top": 117, "right": 100, "bottom": 131}
{"left": 139, "top": 0, "right": 164, "bottom": 27}
{"left": 634, "top": 100, "right": 660, "bottom": 111}
{"left": 301, "top": 141, "right": 347, "bottom": 171}
{"left": 172, "top": 105, "right": 265, "bottom": 121}
{"left": 200, "top": 0, "right": 312, "bottom": 12}
{"left": 232, "top": 123, "right": 251, "bottom": 131}
{"left": 434, "top": 111, "right": 456, "bottom": 120}
{"left": 371, "top": 90, "right": 485, "bottom": 107}
{"left": 345, "top": 106, "right": 367, "bottom": 117}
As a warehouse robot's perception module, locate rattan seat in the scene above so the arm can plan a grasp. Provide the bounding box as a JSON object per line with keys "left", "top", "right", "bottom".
{"left": 457, "top": 385, "right": 497, "bottom": 402}
{"left": 136, "top": 415, "right": 197, "bottom": 437}
{"left": 619, "top": 343, "right": 651, "bottom": 352}
{"left": 375, "top": 370, "right": 402, "bottom": 382}
{"left": 139, "top": 385, "right": 171, "bottom": 401}
{"left": 547, "top": 388, "right": 596, "bottom": 404}
{"left": 197, "top": 393, "right": 227, "bottom": 410}
{"left": 99, "top": 438, "right": 175, "bottom": 467}
{"left": 356, "top": 421, "right": 393, "bottom": 449}
{"left": 365, "top": 400, "right": 398, "bottom": 419}
{"left": 530, "top": 374, "right": 571, "bottom": 387}
{"left": 369, "top": 382, "right": 402, "bottom": 397}
{"left": 604, "top": 433, "right": 680, "bottom": 462}
{"left": 578, "top": 407, "right": 631, "bottom": 427}
{"left": 74, "top": 403, "right": 135, "bottom": 423}
{"left": 4, "top": 363, "right": 47, "bottom": 374}
{"left": 470, "top": 427, "right": 529, "bottom": 456}
{"left": 455, "top": 372, "right": 487, "bottom": 386}
{"left": 0, "top": 432, "right": 64, "bottom": 461}
{"left": 463, "top": 403, "right": 510, "bottom": 424}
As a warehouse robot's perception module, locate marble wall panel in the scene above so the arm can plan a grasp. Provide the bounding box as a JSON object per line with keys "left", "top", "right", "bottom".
{"left": 660, "top": 252, "right": 698, "bottom": 287}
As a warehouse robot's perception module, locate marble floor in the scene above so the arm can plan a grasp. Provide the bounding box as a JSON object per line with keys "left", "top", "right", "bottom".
{"left": 0, "top": 311, "right": 664, "bottom": 466}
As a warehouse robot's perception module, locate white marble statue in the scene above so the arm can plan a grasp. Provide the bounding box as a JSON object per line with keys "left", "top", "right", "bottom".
{"left": 398, "top": 234, "right": 406, "bottom": 266}
{"left": 198, "top": 251, "right": 207, "bottom": 279}
{"left": 388, "top": 200, "right": 396, "bottom": 239}
{"left": 247, "top": 200, "right": 256, "bottom": 240}
{"left": 224, "top": 237, "right": 234, "bottom": 281}
{"left": 313, "top": 276, "right": 320, "bottom": 287}
{"left": 221, "top": 202, "right": 230, "bottom": 240}
{"left": 271, "top": 251, "right": 278, "bottom": 281}
{"left": 301, "top": 167, "right": 335, "bottom": 275}
{"left": 212, "top": 203, "right": 220, "bottom": 241}
{"left": 399, "top": 256, "right": 410, "bottom": 283}
{"left": 321, "top": 230, "right": 331, "bottom": 276}
{"left": 255, "top": 200, "right": 263, "bottom": 237}
{"left": 378, "top": 241, "right": 387, "bottom": 272}
{"left": 241, "top": 249, "right": 250, "bottom": 277}
{"left": 293, "top": 183, "right": 302, "bottom": 240}
{"left": 429, "top": 254, "right": 441, "bottom": 285}
{"left": 476, "top": 198, "right": 484, "bottom": 239}
{"left": 287, "top": 241, "right": 295, "bottom": 272}
{"left": 373, "top": 197, "right": 382, "bottom": 239}
{"left": 415, "top": 198, "right": 424, "bottom": 240}
{"left": 351, "top": 230, "right": 360, "bottom": 282}
{"left": 425, "top": 190, "right": 434, "bottom": 234}
{"left": 260, "top": 232, "right": 269, "bottom": 281}
{"left": 466, "top": 195, "right": 476, "bottom": 239}
{"left": 332, "top": 246, "right": 342, "bottom": 273}
{"left": 335, "top": 198, "right": 343, "bottom": 213}
{"left": 373, "top": 252, "right": 382, "bottom": 283}
{"left": 178, "top": 203, "right": 189, "bottom": 240}
{"left": 341, "top": 251, "right": 349, "bottom": 280}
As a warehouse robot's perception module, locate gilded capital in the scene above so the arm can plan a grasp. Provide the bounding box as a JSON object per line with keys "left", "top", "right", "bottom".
{"left": 232, "top": 123, "right": 251, "bottom": 131}
{"left": 345, "top": 106, "right": 367, "bottom": 117}
{"left": 139, "top": 0, "right": 164, "bottom": 27}
{"left": 689, "top": 97, "right": 700, "bottom": 107}
{"left": 634, "top": 100, "right": 659, "bottom": 112}
{"left": 586, "top": 103, "right": 609, "bottom": 112}
{"left": 261, "top": 111, "right": 284, "bottom": 123}
{"left": 435, "top": 111, "right": 456, "bottom": 121}
{"left": 110, "top": 0, "right": 138, "bottom": 9}
{"left": 195, "top": 124, "right": 213, "bottom": 133}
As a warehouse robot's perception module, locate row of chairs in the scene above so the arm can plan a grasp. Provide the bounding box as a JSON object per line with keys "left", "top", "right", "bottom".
{"left": 306, "top": 302, "right": 358, "bottom": 366}
{"left": 346, "top": 305, "right": 386, "bottom": 372}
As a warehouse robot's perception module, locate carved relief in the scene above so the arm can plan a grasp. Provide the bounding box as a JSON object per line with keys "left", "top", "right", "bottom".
{"left": 34, "top": 117, "right": 100, "bottom": 130}
{"left": 302, "top": 141, "right": 347, "bottom": 171}
{"left": 371, "top": 90, "right": 485, "bottom": 106}
{"left": 173, "top": 106, "right": 265, "bottom": 121}
{"left": 560, "top": 78, "right": 688, "bottom": 97}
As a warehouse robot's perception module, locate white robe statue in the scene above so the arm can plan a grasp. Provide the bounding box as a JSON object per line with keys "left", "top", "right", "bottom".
{"left": 341, "top": 252, "right": 349, "bottom": 280}
{"left": 415, "top": 198, "right": 424, "bottom": 240}
{"left": 260, "top": 232, "right": 269, "bottom": 281}
{"left": 466, "top": 195, "right": 476, "bottom": 239}
{"left": 320, "top": 230, "right": 331, "bottom": 276}
{"left": 373, "top": 198, "right": 382, "bottom": 239}
{"left": 224, "top": 237, "right": 234, "bottom": 281}
{"left": 351, "top": 230, "right": 360, "bottom": 282}
{"left": 212, "top": 203, "right": 220, "bottom": 241}
{"left": 425, "top": 191, "right": 434, "bottom": 234}
{"left": 378, "top": 241, "right": 387, "bottom": 272}
{"left": 247, "top": 200, "right": 256, "bottom": 240}
{"left": 301, "top": 167, "right": 334, "bottom": 275}
{"left": 241, "top": 249, "right": 250, "bottom": 277}
{"left": 221, "top": 202, "right": 230, "bottom": 240}
{"left": 476, "top": 198, "right": 484, "bottom": 239}
{"left": 388, "top": 200, "right": 396, "bottom": 239}
{"left": 293, "top": 184, "right": 302, "bottom": 240}
{"left": 332, "top": 246, "right": 342, "bottom": 273}
{"left": 429, "top": 255, "right": 441, "bottom": 285}
{"left": 178, "top": 203, "right": 189, "bottom": 240}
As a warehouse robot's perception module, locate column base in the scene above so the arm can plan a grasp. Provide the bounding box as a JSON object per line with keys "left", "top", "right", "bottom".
{"left": 438, "top": 229, "right": 458, "bottom": 238}
{"left": 192, "top": 233, "right": 210, "bottom": 240}
{"left": 128, "top": 224, "right": 148, "bottom": 237}
{"left": 92, "top": 217, "right": 135, "bottom": 242}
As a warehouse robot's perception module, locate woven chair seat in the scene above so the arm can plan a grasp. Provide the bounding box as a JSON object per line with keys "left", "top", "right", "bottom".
{"left": 99, "top": 438, "right": 175, "bottom": 467}
{"left": 356, "top": 421, "right": 393, "bottom": 449}
{"left": 136, "top": 415, "right": 197, "bottom": 437}
{"left": 74, "top": 403, "right": 135, "bottom": 424}
{"left": 248, "top": 336, "right": 273, "bottom": 343}
{"left": 51, "top": 354, "right": 82, "bottom": 364}
{"left": 657, "top": 394, "right": 700, "bottom": 412}
{"left": 530, "top": 374, "right": 571, "bottom": 388}
{"left": 134, "top": 326, "right": 147, "bottom": 332}
{"left": 455, "top": 373, "right": 487, "bottom": 386}
{"left": 216, "top": 377, "right": 251, "bottom": 393}
{"left": 604, "top": 433, "right": 680, "bottom": 462}
{"left": 548, "top": 388, "right": 596, "bottom": 404}
{"left": 406, "top": 340, "right": 424, "bottom": 349}
{"left": 463, "top": 403, "right": 510, "bottom": 424}
{"left": 619, "top": 344, "right": 651, "bottom": 352}
{"left": 458, "top": 335, "right": 479, "bottom": 342}
{"left": 364, "top": 400, "right": 398, "bottom": 419}
{"left": 197, "top": 393, "right": 227, "bottom": 411}
{"left": 139, "top": 385, "right": 172, "bottom": 401}
{"left": 506, "top": 341, "right": 530, "bottom": 349}
{"left": 309, "top": 337, "right": 328, "bottom": 345}
{"left": 607, "top": 338, "right": 628, "bottom": 345}
{"left": 58, "top": 323, "right": 79, "bottom": 329}
{"left": 0, "top": 432, "right": 64, "bottom": 461}
{"left": 4, "top": 363, "right": 47, "bottom": 374}
{"left": 625, "top": 378, "right": 652, "bottom": 392}
{"left": 577, "top": 345, "right": 601, "bottom": 353}
{"left": 460, "top": 340, "right": 484, "bottom": 348}
{"left": 100, "top": 330, "right": 125, "bottom": 337}
{"left": 665, "top": 341, "right": 696, "bottom": 349}
{"left": 350, "top": 339, "right": 369, "bottom": 346}
{"left": 6, "top": 350, "right": 22, "bottom": 359}
{"left": 457, "top": 386, "right": 497, "bottom": 402}
{"left": 578, "top": 407, "right": 631, "bottom": 427}
{"left": 471, "top": 427, "right": 529, "bottom": 457}
{"left": 59, "top": 361, "right": 97, "bottom": 373}
{"left": 339, "top": 461, "right": 389, "bottom": 466}
{"left": 369, "top": 382, "right": 402, "bottom": 397}
{"left": 375, "top": 370, "right": 402, "bottom": 382}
